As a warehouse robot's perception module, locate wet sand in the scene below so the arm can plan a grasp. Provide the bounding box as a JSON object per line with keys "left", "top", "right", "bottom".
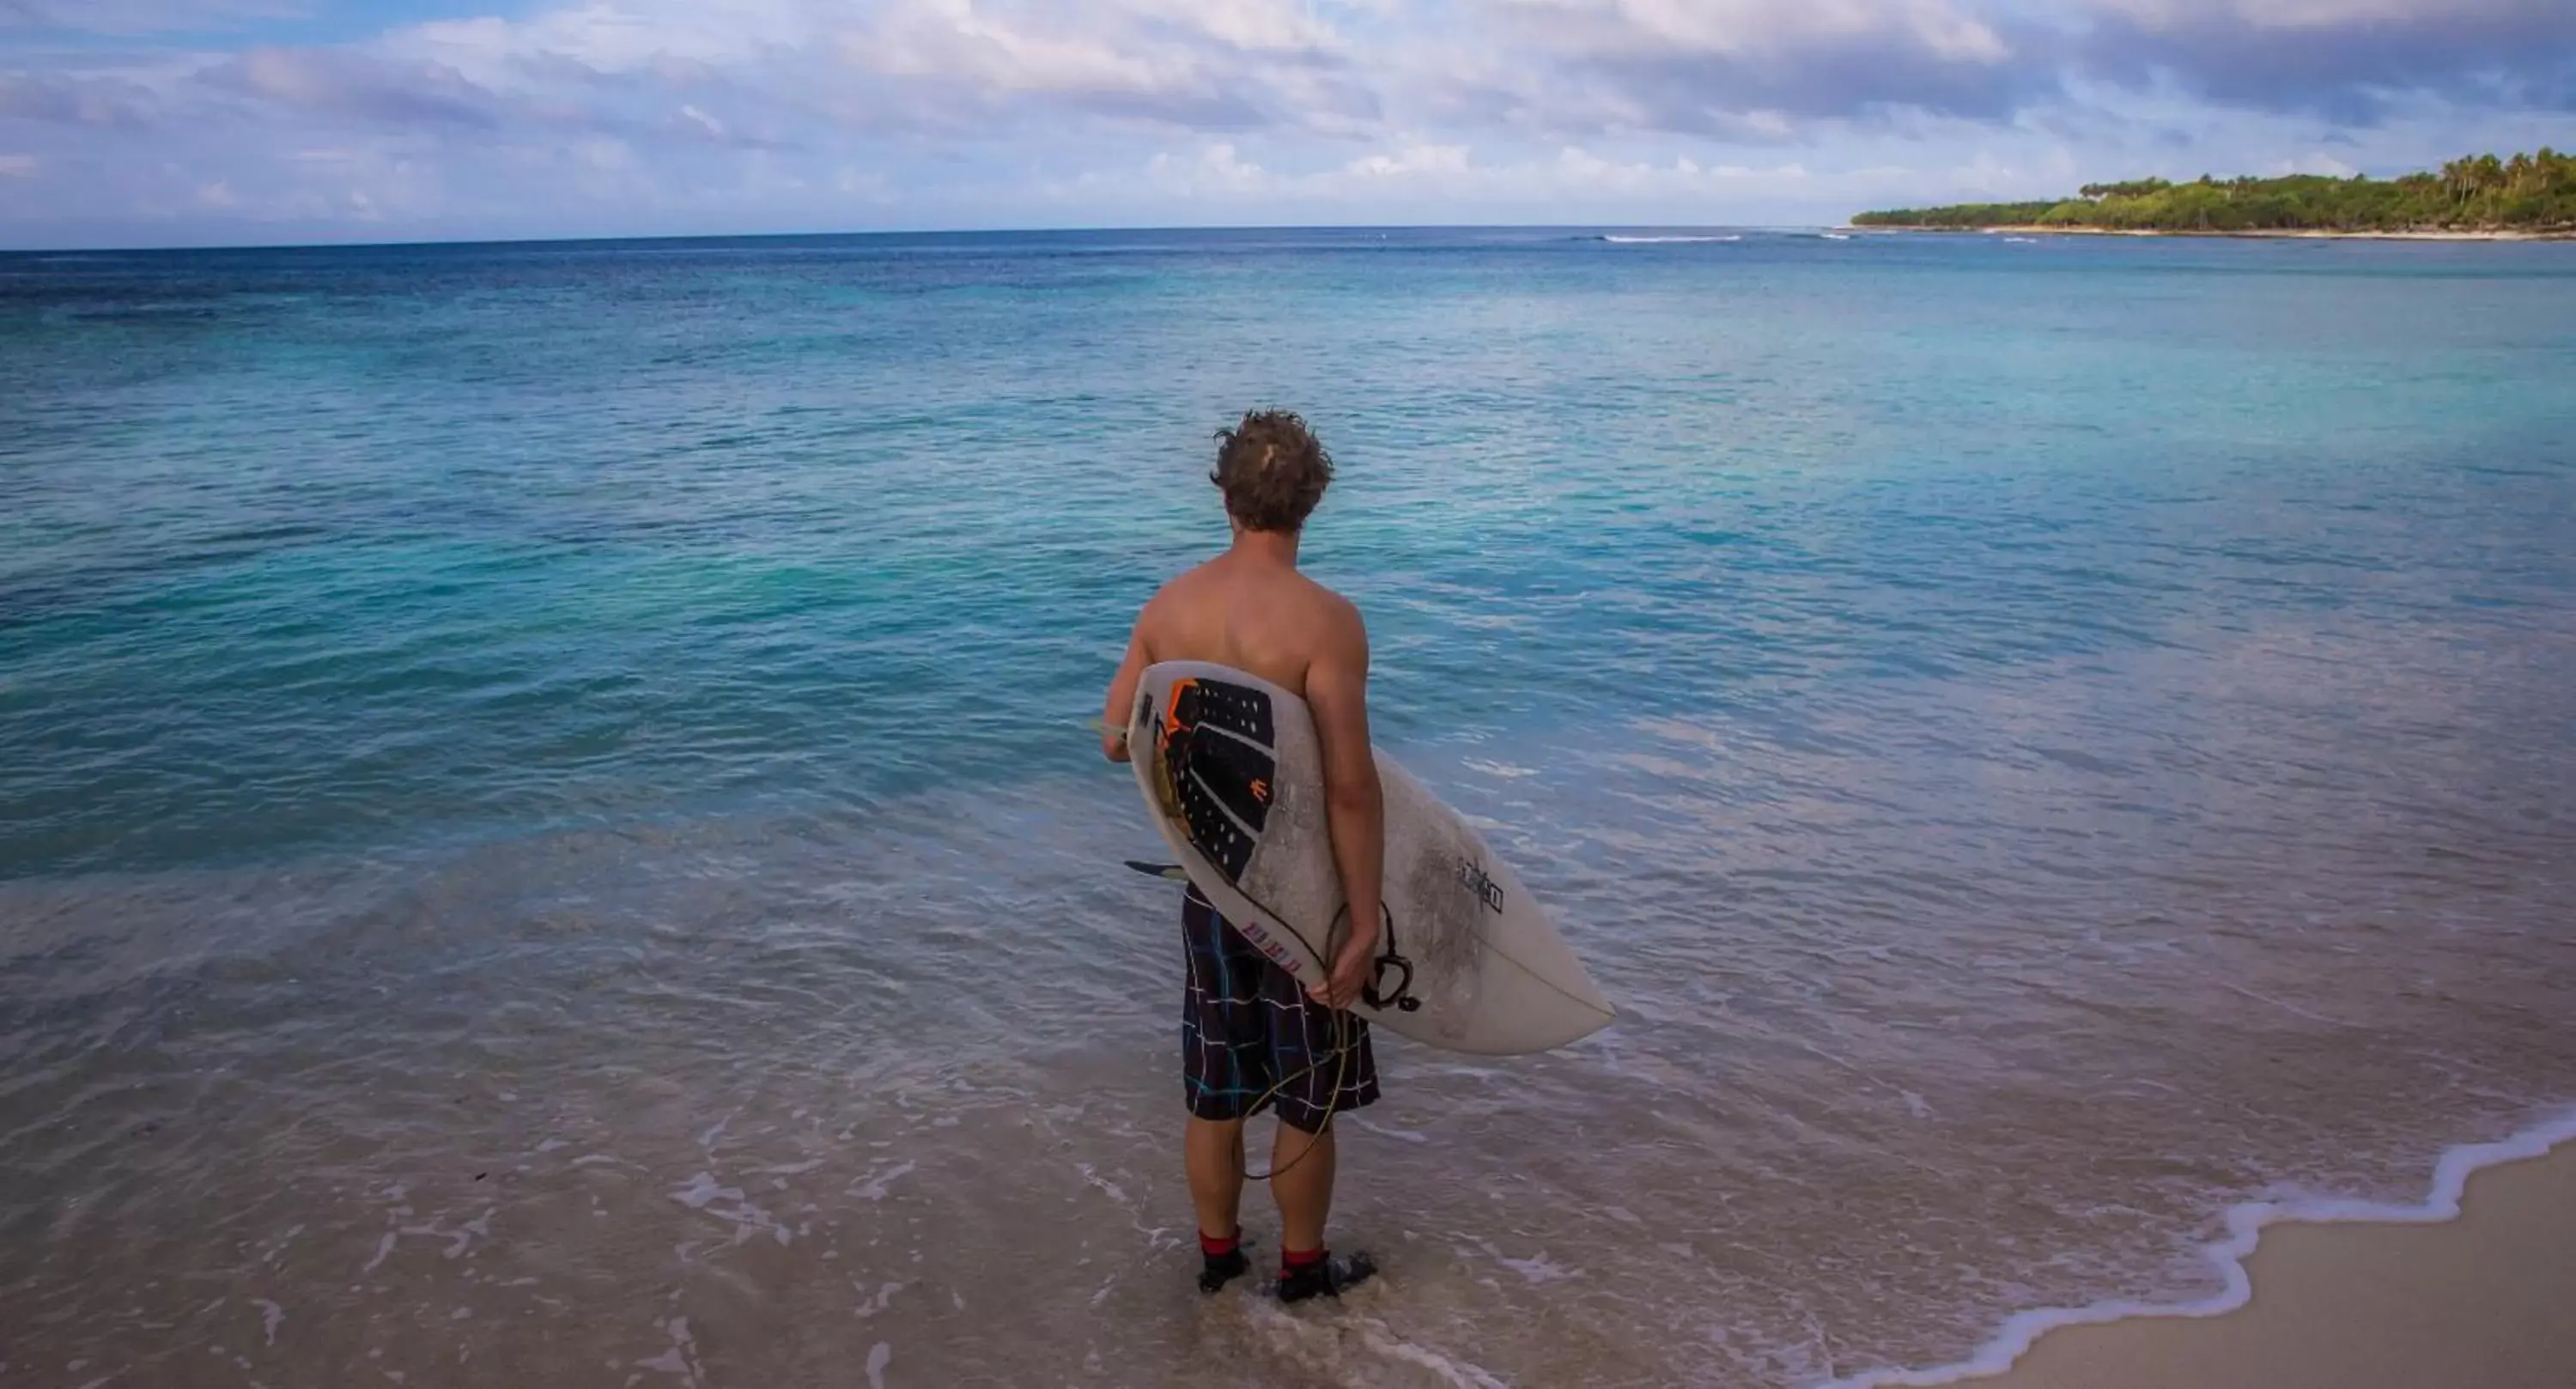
{"left": 1935, "top": 1135, "right": 2576, "bottom": 1389}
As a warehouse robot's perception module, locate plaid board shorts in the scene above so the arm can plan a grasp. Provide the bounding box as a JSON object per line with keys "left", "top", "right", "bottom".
{"left": 1182, "top": 886, "right": 1379, "bottom": 1133}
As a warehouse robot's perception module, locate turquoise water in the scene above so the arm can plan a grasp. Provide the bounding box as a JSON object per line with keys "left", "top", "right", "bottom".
{"left": 4, "top": 230, "right": 2574, "bottom": 1387}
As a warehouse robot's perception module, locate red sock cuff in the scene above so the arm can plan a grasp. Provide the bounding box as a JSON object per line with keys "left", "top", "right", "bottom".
{"left": 1200, "top": 1229, "right": 1240, "bottom": 1258}
{"left": 1282, "top": 1246, "right": 1326, "bottom": 1270}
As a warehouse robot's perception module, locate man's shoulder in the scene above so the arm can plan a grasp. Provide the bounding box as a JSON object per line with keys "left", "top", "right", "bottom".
{"left": 1133, "top": 561, "right": 1225, "bottom": 652}
{"left": 1295, "top": 573, "right": 1364, "bottom": 630}
{"left": 1142, "top": 559, "right": 1224, "bottom": 612}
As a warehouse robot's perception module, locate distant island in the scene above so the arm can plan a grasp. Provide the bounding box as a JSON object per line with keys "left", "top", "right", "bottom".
{"left": 1853, "top": 150, "right": 2574, "bottom": 238}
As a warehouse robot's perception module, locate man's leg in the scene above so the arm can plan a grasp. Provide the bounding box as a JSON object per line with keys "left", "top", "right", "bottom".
{"left": 1186, "top": 1117, "right": 1253, "bottom": 1292}
{"left": 1262, "top": 992, "right": 1379, "bottom": 1302}
{"left": 1269, "top": 1119, "right": 1336, "bottom": 1255}
{"left": 1182, "top": 889, "right": 1263, "bottom": 1293}
{"left": 1186, "top": 1115, "right": 1247, "bottom": 1244}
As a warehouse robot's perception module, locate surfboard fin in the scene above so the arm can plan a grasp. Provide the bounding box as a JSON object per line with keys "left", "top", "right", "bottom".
{"left": 1123, "top": 860, "right": 1191, "bottom": 883}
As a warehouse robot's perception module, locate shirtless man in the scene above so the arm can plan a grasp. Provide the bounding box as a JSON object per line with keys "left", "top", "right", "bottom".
{"left": 1100, "top": 410, "right": 1382, "bottom": 1303}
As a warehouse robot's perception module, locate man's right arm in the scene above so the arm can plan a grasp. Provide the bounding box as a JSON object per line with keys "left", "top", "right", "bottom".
{"left": 1099, "top": 617, "right": 1150, "bottom": 764}
{"left": 1303, "top": 596, "right": 1382, "bottom": 1012}
{"left": 1098, "top": 588, "right": 1164, "bottom": 764}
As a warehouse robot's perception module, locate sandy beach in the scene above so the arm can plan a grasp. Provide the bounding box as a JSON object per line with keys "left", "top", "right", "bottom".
{"left": 1921, "top": 225, "right": 2576, "bottom": 241}
{"left": 1850, "top": 1126, "right": 2576, "bottom": 1389}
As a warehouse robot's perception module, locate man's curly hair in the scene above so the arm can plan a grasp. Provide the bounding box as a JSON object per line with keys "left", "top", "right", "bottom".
{"left": 1211, "top": 409, "right": 1334, "bottom": 534}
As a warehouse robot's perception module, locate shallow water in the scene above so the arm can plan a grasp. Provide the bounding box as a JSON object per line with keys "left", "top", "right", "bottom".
{"left": 3, "top": 229, "right": 2573, "bottom": 1388}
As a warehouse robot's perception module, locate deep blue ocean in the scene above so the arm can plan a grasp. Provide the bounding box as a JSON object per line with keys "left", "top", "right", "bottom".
{"left": 3, "top": 229, "right": 2573, "bottom": 1388}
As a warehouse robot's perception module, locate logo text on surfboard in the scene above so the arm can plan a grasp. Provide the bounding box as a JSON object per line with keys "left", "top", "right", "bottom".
{"left": 1456, "top": 858, "right": 1505, "bottom": 913}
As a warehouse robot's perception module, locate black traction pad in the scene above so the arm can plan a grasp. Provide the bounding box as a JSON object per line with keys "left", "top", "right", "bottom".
{"left": 1161, "top": 677, "right": 1279, "bottom": 883}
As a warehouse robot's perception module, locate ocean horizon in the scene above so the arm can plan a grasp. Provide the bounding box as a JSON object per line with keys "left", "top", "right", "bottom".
{"left": 5, "top": 221, "right": 1856, "bottom": 254}
{"left": 4, "top": 225, "right": 1882, "bottom": 266}
{"left": 4, "top": 225, "right": 2573, "bottom": 1387}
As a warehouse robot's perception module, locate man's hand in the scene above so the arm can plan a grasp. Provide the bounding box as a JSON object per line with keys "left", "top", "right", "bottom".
{"left": 1308, "top": 915, "right": 1381, "bottom": 1012}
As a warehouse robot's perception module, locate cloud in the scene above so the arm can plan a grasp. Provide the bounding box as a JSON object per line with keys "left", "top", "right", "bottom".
{"left": 1099, "top": 136, "right": 1825, "bottom": 214}
{"left": 1145, "top": 139, "right": 1273, "bottom": 195}
{"left": 1461, "top": 0, "right": 2043, "bottom": 130}
{"left": 1436, "top": 0, "right": 2576, "bottom": 135}
{"left": 0, "top": 151, "right": 36, "bottom": 175}
{"left": 396, "top": 0, "right": 819, "bottom": 82}
{"left": 27, "top": 0, "right": 2566, "bottom": 149}
{"left": 372, "top": 0, "right": 1376, "bottom": 138}
{"left": 200, "top": 47, "right": 505, "bottom": 128}
{"left": 0, "top": 0, "right": 2568, "bottom": 246}
{"left": 0, "top": 0, "right": 304, "bottom": 38}
{"left": 850, "top": 3, "right": 1266, "bottom": 129}
{"left": 838, "top": 0, "right": 1380, "bottom": 133}
{"left": 0, "top": 71, "right": 163, "bottom": 126}
{"left": 2261, "top": 151, "right": 2360, "bottom": 176}
{"left": 2075, "top": 0, "right": 2576, "bottom": 119}
{"left": 1346, "top": 143, "right": 1473, "bottom": 179}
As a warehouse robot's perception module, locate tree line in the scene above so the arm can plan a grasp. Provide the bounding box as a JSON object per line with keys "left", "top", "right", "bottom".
{"left": 1853, "top": 150, "right": 2576, "bottom": 233}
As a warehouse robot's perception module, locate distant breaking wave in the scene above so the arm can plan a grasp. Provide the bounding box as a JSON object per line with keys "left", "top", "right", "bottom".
{"left": 1597, "top": 234, "right": 1742, "bottom": 245}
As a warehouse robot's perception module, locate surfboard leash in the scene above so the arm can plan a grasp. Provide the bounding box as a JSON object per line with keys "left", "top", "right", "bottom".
{"left": 1194, "top": 870, "right": 1359, "bottom": 1186}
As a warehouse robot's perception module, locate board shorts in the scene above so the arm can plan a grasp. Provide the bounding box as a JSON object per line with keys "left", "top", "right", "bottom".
{"left": 1182, "top": 885, "right": 1379, "bottom": 1133}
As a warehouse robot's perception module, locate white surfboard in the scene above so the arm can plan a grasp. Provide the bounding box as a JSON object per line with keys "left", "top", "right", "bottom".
{"left": 1127, "top": 660, "right": 1613, "bottom": 1056}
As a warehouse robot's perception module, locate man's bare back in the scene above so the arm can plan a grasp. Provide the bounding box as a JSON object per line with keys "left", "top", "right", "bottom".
{"left": 1102, "top": 526, "right": 1382, "bottom": 1001}
{"left": 1126, "top": 549, "right": 1358, "bottom": 705}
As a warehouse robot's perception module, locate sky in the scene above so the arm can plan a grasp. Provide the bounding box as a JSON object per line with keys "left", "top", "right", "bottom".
{"left": 0, "top": 0, "right": 2570, "bottom": 247}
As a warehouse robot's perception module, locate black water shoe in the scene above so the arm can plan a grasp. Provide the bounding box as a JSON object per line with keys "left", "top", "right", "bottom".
{"left": 1198, "top": 1246, "right": 1252, "bottom": 1294}
{"left": 1276, "top": 1250, "right": 1376, "bottom": 1304}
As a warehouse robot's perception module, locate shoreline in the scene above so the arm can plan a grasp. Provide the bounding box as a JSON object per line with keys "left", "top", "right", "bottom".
{"left": 1858, "top": 224, "right": 2574, "bottom": 242}
{"left": 1822, "top": 1106, "right": 2576, "bottom": 1389}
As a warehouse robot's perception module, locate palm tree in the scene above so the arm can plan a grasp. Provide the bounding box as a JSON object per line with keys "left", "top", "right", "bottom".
{"left": 2442, "top": 157, "right": 2476, "bottom": 203}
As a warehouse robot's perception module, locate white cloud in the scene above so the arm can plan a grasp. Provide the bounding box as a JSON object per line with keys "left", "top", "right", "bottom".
{"left": 2099, "top": 0, "right": 2549, "bottom": 28}
{"left": 576, "top": 136, "right": 638, "bottom": 170}
{"left": 0, "top": 0, "right": 303, "bottom": 37}
{"left": 208, "top": 47, "right": 501, "bottom": 127}
{"left": 859, "top": 3, "right": 1186, "bottom": 100}
{"left": 1346, "top": 143, "right": 1471, "bottom": 178}
{"left": 0, "top": 70, "right": 165, "bottom": 127}
{"left": 2072, "top": 0, "right": 2576, "bottom": 118}
{"left": 0, "top": 152, "right": 38, "bottom": 176}
{"left": 399, "top": 0, "right": 817, "bottom": 81}
{"left": 1486, "top": 0, "right": 2010, "bottom": 63}
{"left": 378, "top": 0, "right": 1370, "bottom": 138}
{"left": 2263, "top": 152, "right": 2360, "bottom": 176}
{"left": 1145, "top": 141, "right": 1273, "bottom": 195}
{"left": 1091, "top": 136, "right": 1830, "bottom": 217}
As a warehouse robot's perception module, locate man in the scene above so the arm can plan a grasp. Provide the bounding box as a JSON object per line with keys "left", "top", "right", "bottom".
{"left": 1100, "top": 409, "right": 1383, "bottom": 1303}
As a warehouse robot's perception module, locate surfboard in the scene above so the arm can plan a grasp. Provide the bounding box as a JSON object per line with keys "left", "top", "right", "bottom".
{"left": 1127, "top": 660, "right": 1614, "bottom": 1056}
